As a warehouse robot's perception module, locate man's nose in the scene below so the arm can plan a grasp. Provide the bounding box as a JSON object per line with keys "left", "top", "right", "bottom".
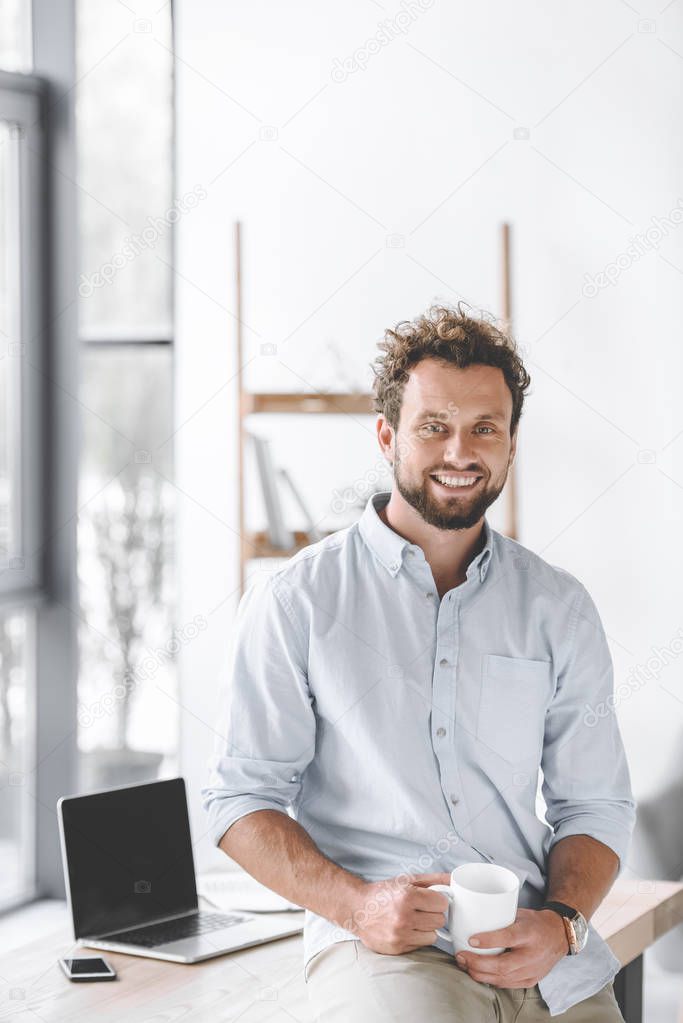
{"left": 443, "top": 431, "right": 477, "bottom": 464}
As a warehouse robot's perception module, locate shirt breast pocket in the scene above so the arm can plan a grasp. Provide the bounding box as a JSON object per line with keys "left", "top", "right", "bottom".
{"left": 476, "top": 654, "right": 554, "bottom": 765}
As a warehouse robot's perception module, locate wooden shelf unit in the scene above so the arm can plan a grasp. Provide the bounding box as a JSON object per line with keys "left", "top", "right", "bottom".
{"left": 242, "top": 392, "right": 374, "bottom": 416}
{"left": 238, "top": 393, "right": 374, "bottom": 589}
{"left": 247, "top": 528, "right": 331, "bottom": 560}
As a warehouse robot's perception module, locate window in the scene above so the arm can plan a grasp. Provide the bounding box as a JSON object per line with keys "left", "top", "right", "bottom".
{"left": 0, "top": 32, "right": 45, "bottom": 904}
{"left": 76, "top": 0, "right": 177, "bottom": 792}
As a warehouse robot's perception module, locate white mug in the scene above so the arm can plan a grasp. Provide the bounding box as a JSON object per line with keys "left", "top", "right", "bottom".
{"left": 429, "top": 862, "right": 520, "bottom": 955}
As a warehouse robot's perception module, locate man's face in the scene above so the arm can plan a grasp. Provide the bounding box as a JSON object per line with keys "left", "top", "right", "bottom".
{"left": 380, "top": 358, "right": 517, "bottom": 530}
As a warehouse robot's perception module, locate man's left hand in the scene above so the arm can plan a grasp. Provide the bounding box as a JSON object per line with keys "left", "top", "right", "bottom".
{"left": 454, "top": 908, "right": 569, "bottom": 988}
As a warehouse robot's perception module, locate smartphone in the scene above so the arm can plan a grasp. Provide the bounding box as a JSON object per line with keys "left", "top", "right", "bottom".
{"left": 59, "top": 956, "right": 117, "bottom": 982}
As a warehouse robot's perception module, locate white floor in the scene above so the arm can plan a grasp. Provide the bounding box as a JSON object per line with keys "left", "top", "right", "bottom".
{"left": 0, "top": 900, "right": 681, "bottom": 1020}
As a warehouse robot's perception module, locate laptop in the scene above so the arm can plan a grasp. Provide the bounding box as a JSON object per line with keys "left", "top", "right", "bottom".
{"left": 57, "top": 776, "right": 303, "bottom": 963}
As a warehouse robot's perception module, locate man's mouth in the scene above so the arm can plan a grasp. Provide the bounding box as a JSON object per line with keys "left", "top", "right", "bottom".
{"left": 430, "top": 473, "right": 483, "bottom": 491}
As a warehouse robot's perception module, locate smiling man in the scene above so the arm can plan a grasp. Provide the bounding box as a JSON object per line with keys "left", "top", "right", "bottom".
{"left": 202, "top": 304, "right": 636, "bottom": 1021}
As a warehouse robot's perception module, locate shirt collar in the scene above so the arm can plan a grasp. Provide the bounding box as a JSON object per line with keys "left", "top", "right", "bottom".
{"left": 358, "top": 490, "right": 493, "bottom": 583}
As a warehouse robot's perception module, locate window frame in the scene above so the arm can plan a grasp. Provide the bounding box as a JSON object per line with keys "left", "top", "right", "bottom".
{"left": 0, "top": 70, "right": 45, "bottom": 604}
{"left": 29, "top": 0, "right": 80, "bottom": 904}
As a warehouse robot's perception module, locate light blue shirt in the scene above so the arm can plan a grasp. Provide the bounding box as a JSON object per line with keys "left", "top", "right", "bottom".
{"left": 202, "top": 490, "right": 636, "bottom": 1016}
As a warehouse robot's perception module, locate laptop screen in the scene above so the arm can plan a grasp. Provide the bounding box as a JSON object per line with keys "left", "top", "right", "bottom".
{"left": 59, "top": 777, "right": 198, "bottom": 939}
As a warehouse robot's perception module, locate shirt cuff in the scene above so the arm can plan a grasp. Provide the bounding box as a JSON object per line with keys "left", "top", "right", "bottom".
{"left": 547, "top": 810, "right": 635, "bottom": 873}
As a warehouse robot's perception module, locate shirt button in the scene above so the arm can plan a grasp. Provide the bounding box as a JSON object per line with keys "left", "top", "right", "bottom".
{"left": 450, "top": 795, "right": 459, "bottom": 806}
{"left": 436, "top": 727, "right": 446, "bottom": 738}
{"left": 439, "top": 657, "right": 448, "bottom": 667}
{"left": 390, "top": 562, "right": 399, "bottom": 570}
{"left": 425, "top": 592, "right": 435, "bottom": 599}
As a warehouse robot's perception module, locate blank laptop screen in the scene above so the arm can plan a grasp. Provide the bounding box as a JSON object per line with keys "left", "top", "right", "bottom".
{"left": 60, "top": 777, "right": 198, "bottom": 939}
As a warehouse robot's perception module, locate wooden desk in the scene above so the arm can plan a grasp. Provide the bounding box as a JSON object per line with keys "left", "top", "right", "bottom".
{"left": 0, "top": 908, "right": 312, "bottom": 1023}
{"left": 593, "top": 878, "right": 683, "bottom": 1022}
{"left": 2, "top": 881, "right": 682, "bottom": 1023}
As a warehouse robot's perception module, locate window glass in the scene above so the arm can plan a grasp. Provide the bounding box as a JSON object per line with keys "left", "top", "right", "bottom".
{"left": 77, "top": 0, "right": 173, "bottom": 337}
{"left": 0, "top": 0, "right": 32, "bottom": 73}
{"left": 0, "top": 121, "right": 21, "bottom": 564}
{"left": 0, "top": 610, "right": 34, "bottom": 905}
{"left": 77, "top": 346, "right": 177, "bottom": 791}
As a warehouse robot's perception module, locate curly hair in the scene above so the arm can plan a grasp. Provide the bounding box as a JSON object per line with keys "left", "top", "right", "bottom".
{"left": 370, "top": 302, "right": 531, "bottom": 435}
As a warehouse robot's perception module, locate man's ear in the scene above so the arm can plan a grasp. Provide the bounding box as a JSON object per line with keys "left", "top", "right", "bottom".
{"left": 376, "top": 415, "right": 395, "bottom": 463}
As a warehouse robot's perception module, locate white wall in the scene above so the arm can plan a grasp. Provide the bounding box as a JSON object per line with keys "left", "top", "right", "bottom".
{"left": 174, "top": 0, "right": 683, "bottom": 873}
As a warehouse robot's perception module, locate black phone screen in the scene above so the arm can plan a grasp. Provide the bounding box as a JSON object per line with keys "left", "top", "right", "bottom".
{"left": 64, "top": 958, "right": 113, "bottom": 975}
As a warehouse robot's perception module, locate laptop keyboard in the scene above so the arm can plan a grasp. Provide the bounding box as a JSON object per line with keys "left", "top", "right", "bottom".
{"left": 106, "top": 911, "right": 248, "bottom": 948}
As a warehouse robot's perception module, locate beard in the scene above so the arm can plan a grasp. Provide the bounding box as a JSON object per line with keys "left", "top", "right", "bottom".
{"left": 393, "top": 447, "right": 509, "bottom": 531}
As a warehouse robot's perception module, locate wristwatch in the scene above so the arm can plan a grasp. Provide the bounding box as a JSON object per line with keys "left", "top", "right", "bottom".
{"left": 543, "top": 900, "right": 589, "bottom": 955}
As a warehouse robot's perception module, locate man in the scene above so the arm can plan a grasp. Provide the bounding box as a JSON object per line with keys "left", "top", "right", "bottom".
{"left": 202, "top": 304, "right": 636, "bottom": 1021}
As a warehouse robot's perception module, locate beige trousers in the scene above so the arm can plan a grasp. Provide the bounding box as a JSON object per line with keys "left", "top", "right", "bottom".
{"left": 305, "top": 940, "right": 626, "bottom": 1022}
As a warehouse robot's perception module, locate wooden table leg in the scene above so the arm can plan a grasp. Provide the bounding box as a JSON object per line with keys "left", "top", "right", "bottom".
{"left": 613, "top": 954, "right": 643, "bottom": 1023}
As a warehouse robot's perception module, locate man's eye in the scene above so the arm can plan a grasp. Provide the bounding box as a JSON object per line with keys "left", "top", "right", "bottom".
{"left": 420, "top": 423, "right": 494, "bottom": 434}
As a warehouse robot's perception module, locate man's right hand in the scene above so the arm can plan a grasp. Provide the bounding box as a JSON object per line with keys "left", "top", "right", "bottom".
{"left": 343, "top": 872, "right": 452, "bottom": 955}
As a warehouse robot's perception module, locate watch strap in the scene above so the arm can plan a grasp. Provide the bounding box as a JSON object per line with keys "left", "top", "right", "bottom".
{"left": 543, "top": 900, "right": 579, "bottom": 955}
{"left": 543, "top": 900, "right": 579, "bottom": 920}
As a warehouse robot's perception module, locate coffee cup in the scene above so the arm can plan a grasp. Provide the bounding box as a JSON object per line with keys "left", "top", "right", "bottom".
{"left": 429, "top": 862, "right": 520, "bottom": 955}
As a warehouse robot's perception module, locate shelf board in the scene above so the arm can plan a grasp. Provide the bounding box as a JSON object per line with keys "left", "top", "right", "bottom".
{"left": 242, "top": 392, "right": 374, "bottom": 415}
{"left": 245, "top": 529, "right": 338, "bottom": 559}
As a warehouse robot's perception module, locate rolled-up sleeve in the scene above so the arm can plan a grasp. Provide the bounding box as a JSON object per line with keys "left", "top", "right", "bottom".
{"left": 201, "top": 573, "right": 315, "bottom": 847}
{"left": 541, "top": 584, "right": 636, "bottom": 872}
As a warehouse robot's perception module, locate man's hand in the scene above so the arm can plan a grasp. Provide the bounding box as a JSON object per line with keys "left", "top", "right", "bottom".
{"left": 454, "top": 908, "right": 569, "bottom": 988}
{"left": 346, "top": 872, "right": 452, "bottom": 955}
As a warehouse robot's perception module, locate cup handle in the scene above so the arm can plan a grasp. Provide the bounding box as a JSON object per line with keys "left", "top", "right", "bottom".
{"left": 428, "top": 884, "right": 453, "bottom": 941}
